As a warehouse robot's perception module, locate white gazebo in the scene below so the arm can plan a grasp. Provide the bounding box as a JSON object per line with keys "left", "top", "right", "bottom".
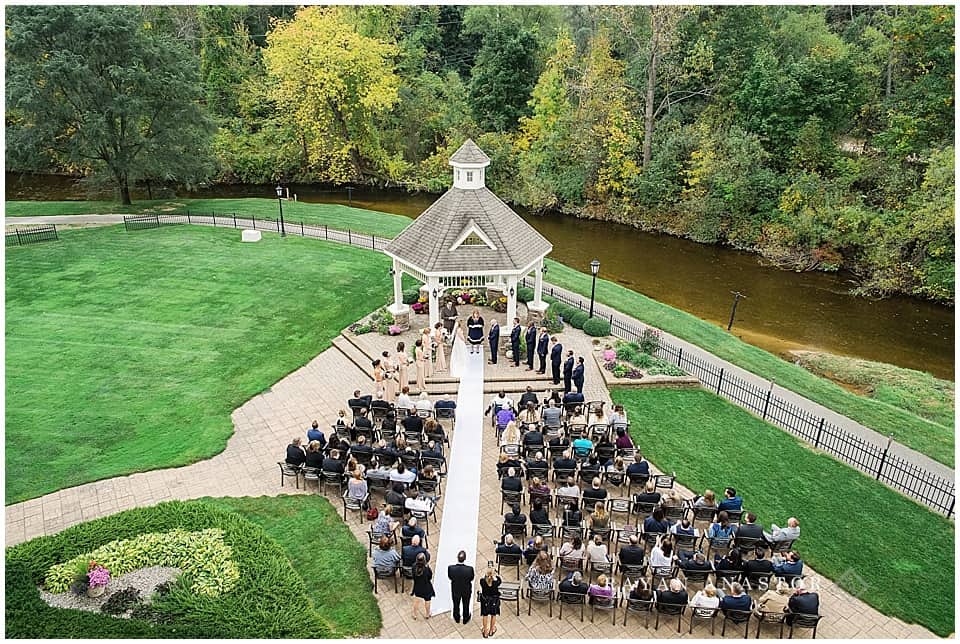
{"left": 383, "top": 139, "right": 553, "bottom": 330}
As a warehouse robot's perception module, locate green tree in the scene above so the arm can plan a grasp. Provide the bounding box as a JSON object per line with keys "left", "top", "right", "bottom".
{"left": 5, "top": 5, "right": 214, "bottom": 204}
{"left": 263, "top": 6, "right": 400, "bottom": 182}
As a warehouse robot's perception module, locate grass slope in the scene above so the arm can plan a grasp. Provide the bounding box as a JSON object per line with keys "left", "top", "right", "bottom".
{"left": 5, "top": 500, "right": 340, "bottom": 638}
{"left": 614, "top": 387, "right": 955, "bottom": 636}
{"left": 790, "top": 350, "right": 955, "bottom": 429}
{"left": 202, "top": 495, "right": 381, "bottom": 638}
{"left": 545, "top": 259, "right": 954, "bottom": 467}
{"left": 5, "top": 225, "right": 391, "bottom": 503}
{"left": 5, "top": 198, "right": 411, "bottom": 237}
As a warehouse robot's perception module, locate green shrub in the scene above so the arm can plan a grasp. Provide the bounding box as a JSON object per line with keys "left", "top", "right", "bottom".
{"left": 402, "top": 287, "right": 421, "bottom": 305}
{"left": 516, "top": 286, "right": 535, "bottom": 303}
{"left": 639, "top": 327, "right": 661, "bottom": 355}
{"left": 615, "top": 341, "right": 642, "bottom": 365}
{"left": 567, "top": 310, "right": 590, "bottom": 329}
{"left": 582, "top": 317, "right": 611, "bottom": 337}
{"left": 634, "top": 353, "right": 656, "bottom": 369}
{"left": 647, "top": 361, "right": 687, "bottom": 377}
{"left": 542, "top": 307, "right": 564, "bottom": 334}
{"left": 45, "top": 528, "right": 239, "bottom": 597}
{"left": 6, "top": 500, "right": 333, "bottom": 638}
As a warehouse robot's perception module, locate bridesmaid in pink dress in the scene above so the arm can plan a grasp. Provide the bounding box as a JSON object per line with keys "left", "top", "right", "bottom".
{"left": 372, "top": 359, "right": 384, "bottom": 396}
{"left": 433, "top": 322, "right": 447, "bottom": 373}
{"left": 396, "top": 341, "right": 410, "bottom": 387}
{"left": 415, "top": 340, "right": 427, "bottom": 392}
{"left": 420, "top": 328, "right": 433, "bottom": 378}
{"left": 381, "top": 350, "right": 397, "bottom": 403}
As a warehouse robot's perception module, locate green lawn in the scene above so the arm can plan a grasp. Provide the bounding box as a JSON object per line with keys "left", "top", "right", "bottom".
{"left": 5, "top": 225, "right": 391, "bottom": 503}
{"left": 6, "top": 499, "right": 375, "bottom": 638}
{"left": 614, "top": 387, "right": 955, "bottom": 636}
{"left": 790, "top": 350, "right": 955, "bottom": 429}
{"left": 546, "top": 259, "right": 955, "bottom": 467}
{"left": 202, "top": 495, "right": 380, "bottom": 638}
{"left": 5, "top": 198, "right": 411, "bottom": 237}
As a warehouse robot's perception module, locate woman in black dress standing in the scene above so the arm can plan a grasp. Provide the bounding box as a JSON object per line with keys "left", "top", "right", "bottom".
{"left": 479, "top": 564, "right": 501, "bottom": 637}
{"left": 410, "top": 552, "right": 435, "bottom": 620}
{"left": 467, "top": 309, "right": 485, "bottom": 355}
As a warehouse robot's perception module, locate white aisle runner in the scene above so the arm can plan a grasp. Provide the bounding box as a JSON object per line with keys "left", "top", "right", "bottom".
{"left": 430, "top": 346, "right": 484, "bottom": 616}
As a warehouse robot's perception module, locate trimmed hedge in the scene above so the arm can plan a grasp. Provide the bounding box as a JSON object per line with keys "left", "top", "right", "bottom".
{"left": 516, "top": 286, "right": 535, "bottom": 303}
{"left": 567, "top": 310, "right": 590, "bottom": 329}
{"left": 582, "top": 317, "right": 611, "bottom": 337}
{"left": 402, "top": 287, "right": 421, "bottom": 305}
{"left": 6, "top": 500, "right": 331, "bottom": 638}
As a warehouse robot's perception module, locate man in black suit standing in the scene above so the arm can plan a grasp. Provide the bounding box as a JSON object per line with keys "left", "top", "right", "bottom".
{"left": 510, "top": 318, "right": 522, "bottom": 367}
{"left": 571, "top": 356, "right": 585, "bottom": 393}
{"left": 549, "top": 337, "right": 563, "bottom": 385}
{"left": 562, "top": 350, "right": 575, "bottom": 394}
{"left": 524, "top": 322, "right": 537, "bottom": 371}
{"left": 448, "top": 550, "right": 475, "bottom": 625}
{"left": 488, "top": 319, "right": 500, "bottom": 364}
{"left": 536, "top": 327, "right": 549, "bottom": 374}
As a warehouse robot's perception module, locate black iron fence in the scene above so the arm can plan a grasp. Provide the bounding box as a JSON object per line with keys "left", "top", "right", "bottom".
{"left": 524, "top": 279, "right": 956, "bottom": 518}
{"left": 6, "top": 224, "right": 59, "bottom": 246}
{"left": 122, "top": 212, "right": 391, "bottom": 250}
{"left": 120, "top": 211, "right": 954, "bottom": 517}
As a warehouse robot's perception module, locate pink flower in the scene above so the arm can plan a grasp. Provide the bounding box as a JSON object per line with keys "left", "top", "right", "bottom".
{"left": 603, "top": 349, "right": 616, "bottom": 361}
{"left": 87, "top": 565, "right": 110, "bottom": 588}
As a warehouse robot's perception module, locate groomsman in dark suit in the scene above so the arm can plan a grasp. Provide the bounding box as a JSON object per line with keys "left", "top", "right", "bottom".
{"left": 536, "top": 327, "right": 550, "bottom": 374}
{"left": 549, "top": 337, "right": 563, "bottom": 385}
{"left": 572, "top": 356, "right": 585, "bottom": 393}
{"left": 488, "top": 319, "right": 500, "bottom": 364}
{"left": 525, "top": 322, "right": 537, "bottom": 371}
{"left": 510, "top": 318, "right": 522, "bottom": 367}
{"left": 447, "top": 550, "right": 475, "bottom": 624}
{"left": 562, "top": 350, "right": 575, "bottom": 393}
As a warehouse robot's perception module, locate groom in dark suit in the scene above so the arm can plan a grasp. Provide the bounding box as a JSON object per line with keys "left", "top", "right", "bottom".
{"left": 488, "top": 319, "right": 500, "bottom": 364}
{"left": 510, "top": 318, "right": 522, "bottom": 367}
{"left": 550, "top": 337, "right": 563, "bottom": 385}
{"left": 525, "top": 322, "right": 537, "bottom": 371}
{"left": 562, "top": 350, "right": 575, "bottom": 393}
{"left": 448, "top": 550, "right": 475, "bottom": 624}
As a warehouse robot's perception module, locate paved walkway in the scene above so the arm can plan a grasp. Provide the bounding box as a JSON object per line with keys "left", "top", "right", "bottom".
{"left": 5, "top": 322, "right": 938, "bottom": 638}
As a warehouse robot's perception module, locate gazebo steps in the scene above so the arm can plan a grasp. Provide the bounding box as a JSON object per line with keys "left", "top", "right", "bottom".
{"left": 425, "top": 372, "right": 553, "bottom": 385}
{"left": 331, "top": 336, "right": 374, "bottom": 381}
{"left": 416, "top": 380, "right": 564, "bottom": 397}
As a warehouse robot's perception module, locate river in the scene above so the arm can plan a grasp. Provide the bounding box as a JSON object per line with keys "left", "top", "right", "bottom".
{"left": 6, "top": 173, "right": 955, "bottom": 380}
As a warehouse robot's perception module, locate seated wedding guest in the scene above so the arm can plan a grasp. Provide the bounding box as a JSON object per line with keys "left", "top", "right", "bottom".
{"left": 579, "top": 455, "right": 603, "bottom": 482}
{"left": 529, "top": 498, "right": 550, "bottom": 526}
{"left": 321, "top": 449, "right": 344, "bottom": 474}
{"left": 418, "top": 465, "right": 441, "bottom": 502}
{"left": 495, "top": 405, "right": 516, "bottom": 429}
{"left": 544, "top": 389, "right": 563, "bottom": 406}
{"left": 518, "top": 401, "right": 541, "bottom": 427}
{"left": 718, "top": 487, "right": 743, "bottom": 512}
{"left": 644, "top": 508, "right": 671, "bottom": 535}
{"left": 525, "top": 551, "right": 555, "bottom": 590}
{"left": 350, "top": 434, "right": 374, "bottom": 457}
{"left": 678, "top": 551, "right": 713, "bottom": 574}
{"left": 354, "top": 408, "right": 375, "bottom": 434}
{"left": 562, "top": 390, "right": 584, "bottom": 405}
{"left": 499, "top": 421, "right": 521, "bottom": 447}
{"left": 348, "top": 389, "right": 373, "bottom": 410}
{"left": 385, "top": 482, "right": 406, "bottom": 509}
{"left": 548, "top": 427, "right": 570, "bottom": 448}
{"left": 285, "top": 437, "right": 306, "bottom": 466}
{"left": 373, "top": 439, "right": 398, "bottom": 465}
{"left": 304, "top": 440, "right": 325, "bottom": 468}
{"left": 495, "top": 534, "right": 522, "bottom": 555}
{"left": 556, "top": 476, "right": 581, "bottom": 500}
{"left": 371, "top": 506, "right": 400, "bottom": 539}
{"left": 366, "top": 458, "right": 391, "bottom": 483}
{"left": 719, "top": 582, "right": 752, "bottom": 613}
{"left": 522, "top": 425, "right": 545, "bottom": 449}
{"left": 588, "top": 502, "right": 610, "bottom": 535}
{"left": 606, "top": 455, "right": 627, "bottom": 476}
{"left": 735, "top": 512, "right": 765, "bottom": 543}
{"left": 396, "top": 386, "right": 415, "bottom": 412}
{"left": 764, "top": 517, "right": 801, "bottom": 544}
{"left": 614, "top": 427, "right": 634, "bottom": 450}
{"left": 648, "top": 535, "right": 675, "bottom": 570}
{"left": 634, "top": 481, "right": 662, "bottom": 506}
{"left": 421, "top": 440, "right": 445, "bottom": 463}
{"left": 627, "top": 452, "right": 651, "bottom": 478}
{"left": 582, "top": 477, "right": 608, "bottom": 504}
{"left": 618, "top": 535, "right": 645, "bottom": 565}
{"left": 689, "top": 583, "right": 721, "bottom": 610}
{"left": 504, "top": 503, "right": 527, "bottom": 527}
{"left": 693, "top": 489, "right": 717, "bottom": 509}
{"left": 423, "top": 418, "right": 446, "bottom": 443}
{"left": 486, "top": 391, "right": 514, "bottom": 415}
{"left": 525, "top": 452, "right": 549, "bottom": 473}
{"left": 402, "top": 534, "right": 430, "bottom": 566}
{"left": 401, "top": 412, "right": 424, "bottom": 438}
{"left": 587, "top": 574, "right": 614, "bottom": 604}
{"left": 541, "top": 400, "right": 563, "bottom": 429}
{"left": 414, "top": 391, "right": 433, "bottom": 413}
{"left": 629, "top": 580, "right": 654, "bottom": 601}
{"left": 607, "top": 404, "right": 628, "bottom": 427}
{"left": 656, "top": 578, "right": 688, "bottom": 607}
{"left": 558, "top": 535, "right": 586, "bottom": 561}
{"left": 772, "top": 551, "right": 804, "bottom": 578}
{"left": 373, "top": 535, "right": 401, "bottom": 571}
{"left": 558, "top": 571, "right": 588, "bottom": 596}
{"left": 370, "top": 391, "right": 393, "bottom": 414}
{"left": 390, "top": 461, "right": 417, "bottom": 485}
{"left": 586, "top": 534, "right": 610, "bottom": 564}
{"left": 568, "top": 405, "right": 588, "bottom": 427}
{"left": 433, "top": 394, "right": 457, "bottom": 412}
{"left": 404, "top": 484, "right": 435, "bottom": 513}
{"left": 347, "top": 469, "right": 368, "bottom": 503}
{"left": 662, "top": 490, "right": 684, "bottom": 511}
{"left": 714, "top": 548, "right": 744, "bottom": 574}
{"left": 571, "top": 434, "right": 593, "bottom": 458}
{"left": 307, "top": 420, "right": 326, "bottom": 446}
{"left": 786, "top": 580, "right": 819, "bottom": 622}
{"left": 755, "top": 580, "right": 791, "bottom": 616}
{"left": 553, "top": 450, "right": 578, "bottom": 473}
{"left": 518, "top": 385, "right": 540, "bottom": 408}
{"left": 561, "top": 501, "right": 583, "bottom": 527}
{"left": 671, "top": 517, "right": 696, "bottom": 537}
{"left": 743, "top": 546, "right": 774, "bottom": 579}
{"left": 528, "top": 477, "right": 550, "bottom": 499}
{"left": 707, "top": 511, "right": 736, "bottom": 546}
{"left": 501, "top": 468, "right": 523, "bottom": 492}
{"left": 524, "top": 535, "right": 549, "bottom": 566}
{"left": 402, "top": 517, "right": 426, "bottom": 542}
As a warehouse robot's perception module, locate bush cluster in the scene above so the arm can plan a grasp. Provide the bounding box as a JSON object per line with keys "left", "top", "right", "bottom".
{"left": 582, "top": 317, "right": 611, "bottom": 337}
{"left": 566, "top": 310, "right": 589, "bottom": 329}
{"left": 45, "top": 528, "right": 240, "bottom": 597}
{"left": 6, "top": 500, "right": 332, "bottom": 638}
{"left": 516, "top": 286, "right": 535, "bottom": 303}
{"left": 401, "top": 287, "right": 421, "bottom": 305}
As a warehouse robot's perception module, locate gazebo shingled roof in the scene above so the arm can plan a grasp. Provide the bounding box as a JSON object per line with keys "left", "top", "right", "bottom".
{"left": 383, "top": 187, "right": 552, "bottom": 273}
{"left": 448, "top": 138, "right": 491, "bottom": 164}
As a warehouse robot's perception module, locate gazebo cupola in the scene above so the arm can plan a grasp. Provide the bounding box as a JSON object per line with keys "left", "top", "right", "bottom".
{"left": 383, "top": 139, "right": 552, "bottom": 331}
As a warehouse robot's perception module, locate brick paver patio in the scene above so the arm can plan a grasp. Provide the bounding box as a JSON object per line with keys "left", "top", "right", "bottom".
{"left": 4, "top": 318, "right": 939, "bottom": 638}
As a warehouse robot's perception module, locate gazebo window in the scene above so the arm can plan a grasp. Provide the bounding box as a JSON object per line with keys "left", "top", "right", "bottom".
{"left": 461, "top": 232, "right": 485, "bottom": 246}
{"left": 466, "top": 171, "right": 474, "bottom": 182}
{"left": 456, "top": 169, "right": 461, "bottom": 181}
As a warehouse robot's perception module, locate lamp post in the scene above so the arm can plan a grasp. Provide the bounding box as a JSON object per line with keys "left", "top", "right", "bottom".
{"left": 275, "top": 184, "right": 286, "bottom": 237}
{"left": 588, "top": 259, "right": 600, "bottom": 318}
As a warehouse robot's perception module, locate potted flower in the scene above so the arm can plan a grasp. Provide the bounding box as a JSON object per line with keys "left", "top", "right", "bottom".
{"left": 86, "top": 561, "right": 110, "bottom": 598}
{"left": 388, "top": 324, "right": 402, "bottom": 336}
{"left": 411, "top": 302, "right": 424, "bottom": 314}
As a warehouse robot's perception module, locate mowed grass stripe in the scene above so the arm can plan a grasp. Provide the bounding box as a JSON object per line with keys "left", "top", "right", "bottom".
{"left": 6, "top": 225, "right": 392, "bottom": 503}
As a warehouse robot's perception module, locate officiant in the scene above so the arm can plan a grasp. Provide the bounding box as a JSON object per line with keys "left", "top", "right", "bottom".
{"left": 441, "top": 298, "right": 458, "bottom": 343}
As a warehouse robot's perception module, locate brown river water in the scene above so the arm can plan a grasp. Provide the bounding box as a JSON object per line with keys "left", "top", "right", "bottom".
{"left": 6, "top": 173, "right": 955, "bottom": 380}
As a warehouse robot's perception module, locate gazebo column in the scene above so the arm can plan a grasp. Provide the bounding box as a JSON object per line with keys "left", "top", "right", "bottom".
{"left": 527, "top": 261, "right": 548, "bottom": 325}
{"left": 506, "top": 277, "right": 518, "bottom": 327}
{"left": 428, "top": 277, "right": 441, "bottom": 330}
{"left": 387, "top": 259, "right": 410, "bottom": 331}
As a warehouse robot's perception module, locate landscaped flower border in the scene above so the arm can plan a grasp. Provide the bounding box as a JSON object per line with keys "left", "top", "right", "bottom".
{"left": 45, "top": 528, "right": 239, "bottom": 597}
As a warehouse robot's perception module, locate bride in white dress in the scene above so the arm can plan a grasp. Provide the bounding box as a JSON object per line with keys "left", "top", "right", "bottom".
{"left": 449, "top": 320, "right": 468, "bottom": 378}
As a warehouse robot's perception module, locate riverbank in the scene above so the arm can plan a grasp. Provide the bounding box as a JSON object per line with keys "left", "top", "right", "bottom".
{"left": 6, "top": 199, "right": 954, "bottom": 466}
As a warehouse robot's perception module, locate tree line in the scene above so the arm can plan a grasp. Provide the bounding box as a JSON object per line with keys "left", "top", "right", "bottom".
{"left": 5, "top": 5, "right": 954, "bottom": 303}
